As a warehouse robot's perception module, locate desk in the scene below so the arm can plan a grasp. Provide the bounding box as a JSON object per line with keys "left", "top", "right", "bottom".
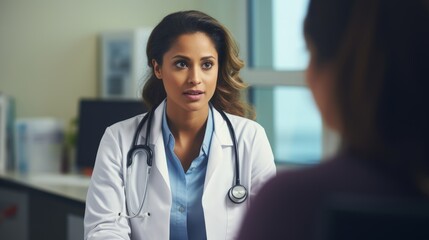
{"left": 0, "top": 171, "right": 90, "bottom": 240}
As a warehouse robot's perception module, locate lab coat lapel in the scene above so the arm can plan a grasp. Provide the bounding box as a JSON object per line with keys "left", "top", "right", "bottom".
{"left": 140, "top": 101, "right": 171, "bottom": 190}
{"left": 204, "top": 109, "right": 234, "bottom": 189}
{"left": 203, "top": 109, "right": 235, "bottom": 239}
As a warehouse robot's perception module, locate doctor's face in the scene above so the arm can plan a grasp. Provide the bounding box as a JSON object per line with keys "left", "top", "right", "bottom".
{"left": 153, "top": 32, "right": 218, "bottom": 115}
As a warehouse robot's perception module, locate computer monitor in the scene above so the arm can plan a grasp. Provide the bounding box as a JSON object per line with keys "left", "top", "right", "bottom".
{"left": 76, "top": 99, "right": 146, "bottom": 170}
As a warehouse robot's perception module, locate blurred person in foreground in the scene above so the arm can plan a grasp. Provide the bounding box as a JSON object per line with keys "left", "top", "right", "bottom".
{"left": 238, "top": 0, "right": 429, "bottom": 239}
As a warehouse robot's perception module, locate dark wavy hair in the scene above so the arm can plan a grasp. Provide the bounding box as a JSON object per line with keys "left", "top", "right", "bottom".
{"left": 142, "top": 10, "right": 253, "bottom": 118}
{"left": 304, "top": 0, "right": 429, "bottom": 185}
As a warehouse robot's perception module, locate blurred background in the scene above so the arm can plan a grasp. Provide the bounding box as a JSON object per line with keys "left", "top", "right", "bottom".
{"left": 0, "top": 0, "right": 338, "bottom": 171}
{"left": 0, "top": 0, "right": 246, "bottom": 125}
{"left": 0, "top": 1, "right": 339, "bottom": 238}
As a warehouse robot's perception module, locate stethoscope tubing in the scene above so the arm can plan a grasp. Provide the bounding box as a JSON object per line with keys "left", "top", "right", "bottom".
{"left": 218, "top": 110, "right": 241, "bottom": 185}
{"left": 120, "top": 166, "right": 151, "bottom": 219}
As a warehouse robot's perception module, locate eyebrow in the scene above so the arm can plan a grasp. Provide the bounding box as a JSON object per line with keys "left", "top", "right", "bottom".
{"left": 172, "top": 55, "right": 217, "bottom": 61}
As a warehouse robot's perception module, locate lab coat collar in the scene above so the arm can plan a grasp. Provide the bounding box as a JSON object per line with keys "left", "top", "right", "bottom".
{"left": 211, "top": 106, "right": 234, "bottom": 146}
{"left": 142, "top": 100, "right": 233, "bottom": 147}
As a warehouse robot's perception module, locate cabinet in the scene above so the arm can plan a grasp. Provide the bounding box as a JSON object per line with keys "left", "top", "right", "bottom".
{"left": 0, "top": 172, "right": 88, "bottom": 240}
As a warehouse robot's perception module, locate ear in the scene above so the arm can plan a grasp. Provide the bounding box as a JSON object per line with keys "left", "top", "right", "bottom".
{"left": 152, "top": 59, "right": 162, "bottom": 79}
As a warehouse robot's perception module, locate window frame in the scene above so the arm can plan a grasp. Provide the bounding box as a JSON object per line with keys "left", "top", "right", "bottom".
{"left": 240, "top": 0, "right": 339, "bottom": 165}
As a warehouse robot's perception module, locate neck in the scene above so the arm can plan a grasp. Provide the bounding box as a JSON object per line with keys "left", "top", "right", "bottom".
{"left": 166, "top": 105, "right": 209, "bottom": 140}
{"left": 165, "top": 104, "right": 210, "bottom": 171}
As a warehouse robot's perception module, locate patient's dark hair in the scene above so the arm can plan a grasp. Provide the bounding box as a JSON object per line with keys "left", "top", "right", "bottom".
{"left": 304, "top": 0, "right": 429, "bottom": 182}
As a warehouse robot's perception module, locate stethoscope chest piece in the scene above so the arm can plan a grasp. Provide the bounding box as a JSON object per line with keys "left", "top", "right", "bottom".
{"left": 228, "top": 184, "right": 248, "bottom": 204}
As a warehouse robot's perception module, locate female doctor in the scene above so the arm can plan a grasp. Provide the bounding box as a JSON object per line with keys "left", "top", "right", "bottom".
{"left": 84, "top": 10, "right": 276, "bottom": 240}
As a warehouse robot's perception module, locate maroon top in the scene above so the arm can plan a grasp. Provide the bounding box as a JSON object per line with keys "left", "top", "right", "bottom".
{"left": 237, "top": 153, "right": 426, "bottom": 240}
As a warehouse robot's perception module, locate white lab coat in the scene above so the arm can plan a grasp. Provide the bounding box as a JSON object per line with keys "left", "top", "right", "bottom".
{"left": 84, "top": 102, "right": 276, "bottom": 240}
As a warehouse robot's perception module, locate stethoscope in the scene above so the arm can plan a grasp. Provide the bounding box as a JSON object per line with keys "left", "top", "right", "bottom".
{"left": 119, "top": 104, "right": 248, "bottom": 219}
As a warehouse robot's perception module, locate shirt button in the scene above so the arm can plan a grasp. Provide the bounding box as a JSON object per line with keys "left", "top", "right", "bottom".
{"left": 178, "top": 205, "right": 185, "bottom": 213}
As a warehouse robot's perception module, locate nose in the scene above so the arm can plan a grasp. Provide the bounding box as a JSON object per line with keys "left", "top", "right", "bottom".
{"left": 188, "top": 67, "right": 202, "bottom": 85}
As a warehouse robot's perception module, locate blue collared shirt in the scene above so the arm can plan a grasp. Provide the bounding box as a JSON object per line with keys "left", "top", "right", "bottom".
{"left": 162, "top": 103, "right": 214, "bottom": 240}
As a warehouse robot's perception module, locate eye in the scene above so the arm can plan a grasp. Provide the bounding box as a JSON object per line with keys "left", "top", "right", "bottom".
{"left": 202, "top": 61, "right": 213, "bottom": 70}
{"left": 175, "top": 61, "right": 187, "bottom": 69}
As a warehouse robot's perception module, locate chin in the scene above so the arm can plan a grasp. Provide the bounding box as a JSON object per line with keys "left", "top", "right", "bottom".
{"left": 184, "top": 101, "right": 209, "bottom": 112}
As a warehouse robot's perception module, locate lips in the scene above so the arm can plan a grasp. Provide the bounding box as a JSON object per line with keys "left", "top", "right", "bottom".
{"left": 183, "top": 89, "right": 204, "bottom": 101}
{"left": 183, "top": 90, "right": 204, "bottom": 95}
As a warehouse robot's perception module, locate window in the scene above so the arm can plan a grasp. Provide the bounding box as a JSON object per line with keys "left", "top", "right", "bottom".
{"left": 244, "top": 0, "right": 336, "bottom": 165}
{"left": 272, "top": 0, "right": 309, "bottom": 70}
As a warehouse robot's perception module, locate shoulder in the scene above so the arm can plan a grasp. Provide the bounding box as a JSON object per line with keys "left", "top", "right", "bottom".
{"left": 269, "top": 156, "right": 362, "bottom": 192}
{"left": 260, "top": 153, "right": 410, "bottom": 202}
{"left": 223, "top": 113, "right": 266, "bottom": 136}
{"left": 239, "top": 154, "right": 419, "bottom": 240}
{"left": 238, "top": 159, "right": 350, "bottom": 239}
{"left": 105, "top": 113, "right": 146, "bottom": 137}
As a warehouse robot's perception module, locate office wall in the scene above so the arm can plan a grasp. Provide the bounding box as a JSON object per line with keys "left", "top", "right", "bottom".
{"left": 0, "top": 0, "right": 247, "bottom": 125}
